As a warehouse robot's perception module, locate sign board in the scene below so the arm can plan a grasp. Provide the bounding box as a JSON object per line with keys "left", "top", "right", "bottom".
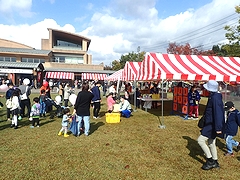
{"left": 0, "top": 69, "right": 33, "bottom": 74}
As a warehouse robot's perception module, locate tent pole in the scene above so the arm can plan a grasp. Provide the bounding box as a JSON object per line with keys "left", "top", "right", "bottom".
{"left": 159, "top": 79, "right": 166, "bottom": 129}
{"left": 133, "top": 80, "right": 137, "bottom": 111}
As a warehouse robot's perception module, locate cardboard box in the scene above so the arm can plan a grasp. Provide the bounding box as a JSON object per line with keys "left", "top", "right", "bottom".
{"left": 106, "top": 113, "right": 121, "bottom": 123}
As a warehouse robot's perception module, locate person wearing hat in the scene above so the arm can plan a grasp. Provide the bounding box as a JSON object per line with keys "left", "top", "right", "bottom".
{"left": 19, "top": 78, "right": 31, "bottom": 118}
{"left": 91, "top": 81, "right": 102, "bottom": 119}
{"left": 197, "top": 80, "right": 225, "bottom": 170}
{"left": 224, "top": 101, "right": 240, "bottom": 157}
{"left": 119, "top": 96, "right": 132, "bottom": 118}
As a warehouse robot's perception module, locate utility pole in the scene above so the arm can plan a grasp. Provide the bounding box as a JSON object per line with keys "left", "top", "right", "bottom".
{"left": 137, "top": 46, "right": 140, "bottom": 61}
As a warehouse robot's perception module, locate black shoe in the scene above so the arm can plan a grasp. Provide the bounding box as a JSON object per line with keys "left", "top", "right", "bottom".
{"left": 213, "top": 160, "right": 220, "bottom": 168}
{"left": 14, "top": 126, "right": 18, "bottom": 129}
{"left": 10, "top": 124, "right": 15, "bottom": 128}
{"left": 236, "top": 144, "right": 240, "bottom": 152}
{"left": 201, "top": 159, "right": 218, "bottom": 170}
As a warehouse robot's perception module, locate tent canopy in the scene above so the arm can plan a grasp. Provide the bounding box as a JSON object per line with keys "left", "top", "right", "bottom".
{"left": 137, "top": 53, "right": 240, "bottom": 81}
{"left": 46, "top": 72, "right": 74, "bottom": 80}
{"left": 82, "top": 73, "right": 107, "bottom": 81}
{"left": 105, "top": 69, "right": 123, "bottom": 81}
{"left": 123, "top": 61, "right": 141, "bottom": 81}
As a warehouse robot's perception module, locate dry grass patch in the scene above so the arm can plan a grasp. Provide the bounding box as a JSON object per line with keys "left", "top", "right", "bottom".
{"left": 0, "top": 93, "right": 240, "bottom": 179}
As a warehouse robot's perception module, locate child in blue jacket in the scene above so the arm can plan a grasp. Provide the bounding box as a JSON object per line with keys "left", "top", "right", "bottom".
{"left": 224, "top": 101, "right": 240, "bottom": 157}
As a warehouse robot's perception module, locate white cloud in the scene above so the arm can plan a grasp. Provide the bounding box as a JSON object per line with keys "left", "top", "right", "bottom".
{"left": 0, "top": 0, "right": 33, "bottom": 18}
{"left": 0, "top": 19, "right": 75, "bottom": 49}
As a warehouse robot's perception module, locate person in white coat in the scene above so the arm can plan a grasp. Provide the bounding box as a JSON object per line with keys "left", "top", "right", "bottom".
{"left": 64, "top": 83, "right": 71, "bottom": 107}
{"left": 10, "top": 89, "right": 21, "bottom": 129}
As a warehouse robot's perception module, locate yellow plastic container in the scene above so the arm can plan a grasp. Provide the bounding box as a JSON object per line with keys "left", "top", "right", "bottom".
{"left": 106, "top": 113, "right": 121, "bottom": 123}
{"left": 152, "top": 94, "right": 160, "bottom": 99}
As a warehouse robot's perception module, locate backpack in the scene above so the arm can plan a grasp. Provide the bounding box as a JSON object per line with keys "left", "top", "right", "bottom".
{"left": 6, "top": 98, "right": 13, "bottom": 109}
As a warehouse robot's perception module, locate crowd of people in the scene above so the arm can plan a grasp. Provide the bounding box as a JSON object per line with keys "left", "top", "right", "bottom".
{"left": 2, "top": 78, "right": 240, "bottom": 171}
{"left": 2, "top": 78, "right": 134, "bottom": 135}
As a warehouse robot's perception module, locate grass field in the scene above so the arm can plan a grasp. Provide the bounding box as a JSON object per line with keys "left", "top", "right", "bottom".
{"left": 0, "top": 92, "right": 240, "bottom": 180}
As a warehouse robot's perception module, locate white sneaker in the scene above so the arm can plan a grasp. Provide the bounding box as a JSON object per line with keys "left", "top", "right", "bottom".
{"left": 188, "top": 117, "right": 192, "bottom": 120}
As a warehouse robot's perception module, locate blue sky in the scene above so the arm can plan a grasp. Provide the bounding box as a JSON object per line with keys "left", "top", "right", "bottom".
{"left": 0, "top": 0, "right": 239, "bottom": 65}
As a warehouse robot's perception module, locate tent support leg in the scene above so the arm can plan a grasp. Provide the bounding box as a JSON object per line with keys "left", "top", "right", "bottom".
{"left": 158, "top": 79, "right": 166, "bottom": 129}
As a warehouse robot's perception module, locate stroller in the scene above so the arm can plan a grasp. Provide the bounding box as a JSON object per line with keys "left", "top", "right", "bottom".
{"left": 45, "top": 97, "right": 64, "bottom": 118}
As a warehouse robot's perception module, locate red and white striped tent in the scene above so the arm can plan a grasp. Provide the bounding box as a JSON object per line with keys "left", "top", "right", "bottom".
{"left": 122, "top": 61, "right": 142, "bottom": 81}
{"left": 137, "top": 52, "right": 240, "bottom": 81}
{"left": 82, "top": 73, "right": 107, "bottom": 81}
{"left": 105, "top": 69, "right": 124, "bottom": 81}
{"left": 45, "top": 72, "right": 74, "bottom": 80}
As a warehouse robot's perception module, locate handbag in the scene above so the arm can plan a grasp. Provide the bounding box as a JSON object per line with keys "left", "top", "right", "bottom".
{"left": 198, "top": 114, "right": 205, "bottom": 128}
{"left": 20, "top": 86, "right": 28, "bottom": 100}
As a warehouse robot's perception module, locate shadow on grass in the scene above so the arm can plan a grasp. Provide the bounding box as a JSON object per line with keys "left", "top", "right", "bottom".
{"left": 18, "top": 118, "right": 55, "bottom": 128}
{"left": 216, "top": 138, "right": 227, "bottom": 154}
{"left": 140, "top": 101, "right": 207, "bottom": 119}
{"left": 99, "top": 111, "right": 107, "bottom": 118}
{"left": 90, "top": 121, "right": 105, "bottom": 135}
{"left": 182, "top": 136, "right": 205, "bottom": 164}
{"left": 236, "top": 156, "right": 240, "bottom": 161}
{"left": 39, "top": 119, "right": 55, "bottom": 126}
{"left": 0, "top": 123, "right": 11, "bottom": 131}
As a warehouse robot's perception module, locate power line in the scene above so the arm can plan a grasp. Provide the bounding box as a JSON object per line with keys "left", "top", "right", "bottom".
{"left": 140, "top": 12, "right": 239, "bottom": 52}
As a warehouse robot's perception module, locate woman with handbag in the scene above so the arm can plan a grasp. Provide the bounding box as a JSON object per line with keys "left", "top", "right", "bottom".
{"left": 19, "top": 78, "right": 31, "bottom": 118}
{"left": 197, "top": 80, "right": 225, "bottom": 170}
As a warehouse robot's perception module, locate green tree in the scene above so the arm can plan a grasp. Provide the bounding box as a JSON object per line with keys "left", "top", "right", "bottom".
{"left": 223, "top": 5, "right": 240, "bottom": 57}
{"left": 212, "top": 45, "right": 227, "bottom": 56}
{"left": 112, "top": 51, "right": 145, "bottom": 70}
{"left": 111, "top": 60, "right": 122, "bottom": 70}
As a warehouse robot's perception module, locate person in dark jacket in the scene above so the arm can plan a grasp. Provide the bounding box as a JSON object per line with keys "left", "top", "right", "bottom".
{"left": 73, "top": 83, "right": 94, "bottom": 136}
{"left": 224, "top": 101, "right": 240, "bottom": 156}
{"left": 197, "top": 80, "right": 225, "bottom": 170}
{"left": 6, "top": 82, "right": 15, "bottom": 121}
{"left": 91, "top": 81, "right": 101, "bottom": 119}
{"left": 150, "top": 84, "right": 159, "bottom": 109}
{"left": 188, "top": 85, "right": 201, "bottom": 120}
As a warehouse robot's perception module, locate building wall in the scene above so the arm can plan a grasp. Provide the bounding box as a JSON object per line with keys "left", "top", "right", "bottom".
{"left": 44, "top": 62, "right": 103, "bottom": 70}
{"left": 41, "top": 39, "right": 50, "bottom": 50}
{"left": 41, "top": 29, "right": 92, "bottom": 65}
{"left": 0, "top": 39, "right": 33, "bottom": 49}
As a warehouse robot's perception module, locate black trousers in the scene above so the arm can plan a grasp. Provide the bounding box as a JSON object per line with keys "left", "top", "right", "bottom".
{"left": 93, "top": 102, "right": 101, "bottom": 117}
{"left": 32, "top": 118, "right": 40, "bottom": 126}
{"left": 20, "top": 99, "right": 31, "bottom": 117}
{"left": 7, "top": 108, "right": 12, "bottom": 119}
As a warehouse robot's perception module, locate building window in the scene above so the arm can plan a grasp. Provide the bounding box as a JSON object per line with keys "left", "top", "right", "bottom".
{"left": 0, "top": 56, "right": 16, "bottom": 62}
{"left": 54, "top": 39, "right": 82, "bottom": 50}
{"left": 21, "top": 58, "right": 45, "bottom": 63}
{"left": 53, "top": 55, "right": 84, "bottom": 64}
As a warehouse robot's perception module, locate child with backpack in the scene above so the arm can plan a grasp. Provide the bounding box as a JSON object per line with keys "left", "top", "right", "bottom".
{"left": 224, "top": 101, "right": 240, "bottom": 157}
{"left": 29, "top": 97, "right": 41, "bottom": 128}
